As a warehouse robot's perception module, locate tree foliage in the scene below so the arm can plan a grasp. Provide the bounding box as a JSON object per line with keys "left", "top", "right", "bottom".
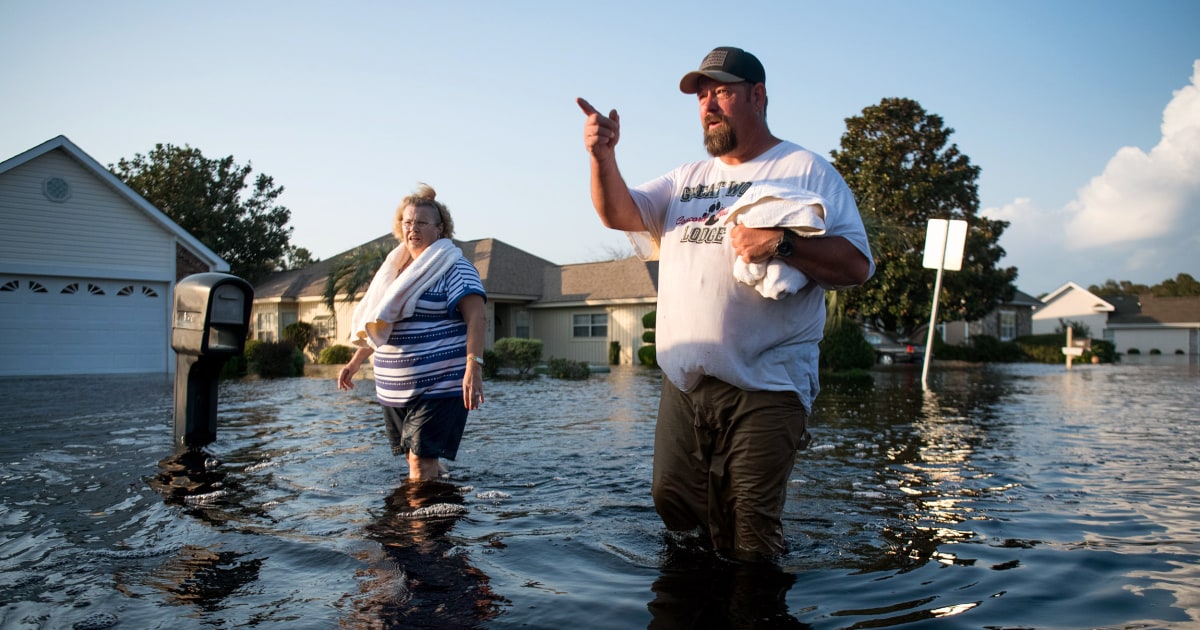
{"left": 1089, "top": 273, "right": 1200, "bottom": 297}
{"left": 831, "top": 97, "right": 1017, "bottom": 334}
{"left": 112, "top": 143, "right": 295, "bottom": 284}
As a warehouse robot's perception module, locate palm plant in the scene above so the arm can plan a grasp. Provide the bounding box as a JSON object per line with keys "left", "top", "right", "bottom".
{"left": 323, "top": 240, "right": 394, "bottom": 311}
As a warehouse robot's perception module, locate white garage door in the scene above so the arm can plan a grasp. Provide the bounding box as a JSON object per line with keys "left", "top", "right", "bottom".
{"left": 0, "top": 275, "right": 170, "bottom": 376}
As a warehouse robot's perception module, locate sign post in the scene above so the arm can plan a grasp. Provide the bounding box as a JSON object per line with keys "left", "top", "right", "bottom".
{"left": 1061, "top": 327, "right": 1085, "bottom": 370}
{"left": 920, "top": 219, "right": 967, "bottom": 390}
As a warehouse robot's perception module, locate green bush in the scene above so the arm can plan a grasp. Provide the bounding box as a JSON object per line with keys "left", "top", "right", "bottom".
{"left": 637, "top": 344, "right": 658, "bottom": 368}
{"left": 283, "top": 321, "right": 315, "bottom": 354}
{"left": 251, "top": 340, "right": 305, "bottom": 377}
{"left": 642, "top": 310, "right": 656, "bottom": 328}
{"left": 318, "top": 344, "right": 356, "bottom": 365}
{"left": 1150, "top": 348, "right": 1162, "bottom": 355}
{"left": 642, "top": 330, "right": 655, "bottom": 344}
{"left": 1085, "top": 339, "right": 1118, "bottom": 363}
{"left": 1014, "top": 333, "right": 1117, "bottom": 364}
{"left": 482, "top": 349, "right": 500, "bottom": 378}
{"left": 1015, "top": 334, "right": 1067, "bottom": 364}
{"left": 219, "top": 353, "right": 248, "bottom": 378}
{"left": 493, "top": 337, "right": 543, "bottom": 377}
{"left": 819, "top": 318, "right": 875, "bottom": 371}
{"left": 1127, "top": 348, "right": 1141, "bottom": 355}
{"left": 244, "top": 339, "right": 263, "bottom": 362}
{"left": 968, "top": 335, "right": 1025, "bottom": 363}
{"left": 547, "top": 357, "right": 591, "bottom": 380}
{"left": 608, "top": 341, "right": 620, "bottom": 365}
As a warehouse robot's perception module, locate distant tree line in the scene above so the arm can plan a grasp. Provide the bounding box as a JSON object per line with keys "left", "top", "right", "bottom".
{"left": 1087, "top": 274, "right": 1200, "bottom": 297}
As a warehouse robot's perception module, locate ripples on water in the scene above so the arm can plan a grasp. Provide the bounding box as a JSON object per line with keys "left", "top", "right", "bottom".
{"left": 1, "top": 359, "right": 1198, "bottom": 628}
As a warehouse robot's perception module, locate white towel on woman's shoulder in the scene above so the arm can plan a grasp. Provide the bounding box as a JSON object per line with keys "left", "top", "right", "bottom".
{"left": 723, "top": 187, "right": 827, "bottom": 299}
{"left": 349, "top": 239, "right": 461, "bottom": 348}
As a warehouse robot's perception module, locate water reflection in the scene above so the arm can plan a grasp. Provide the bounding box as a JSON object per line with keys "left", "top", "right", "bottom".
{"left": 3, "top": 364, "right": 1199, "bottom": 628}
{"left": 348, "top": 481, "right": 504, "bottom": 628}
{"left": 649, "top": 545, "right": 808, "bottom": 629}
{"left": 134, "top": 545, "right": 263, "bottom": 611}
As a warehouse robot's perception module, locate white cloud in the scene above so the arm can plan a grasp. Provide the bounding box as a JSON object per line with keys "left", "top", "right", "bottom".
{"left": 984, "top": 61, "right": 1200, "bottom": 294}
{"left": 1063, "top": 60, "right": 1200, "bottom": 249}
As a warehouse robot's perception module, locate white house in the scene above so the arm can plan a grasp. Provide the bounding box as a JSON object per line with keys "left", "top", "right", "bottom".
{"left": 1105, "top": 294, "right": 1200, "bottom": 356}
{"left": 1031, "top": 281, "right": 1115, "bottom": 336}
{"left": 0, "top": 136, "right": 226, "bottom": 376}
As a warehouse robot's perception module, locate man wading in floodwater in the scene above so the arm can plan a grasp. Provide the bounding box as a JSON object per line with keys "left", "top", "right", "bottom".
{"left": 577, "top": 46, "right": 874, "bottom": 561}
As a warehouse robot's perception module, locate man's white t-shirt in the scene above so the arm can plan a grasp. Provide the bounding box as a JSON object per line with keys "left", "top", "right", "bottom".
{"left": 629, "top": 140, "right": 874, "bottom": 411}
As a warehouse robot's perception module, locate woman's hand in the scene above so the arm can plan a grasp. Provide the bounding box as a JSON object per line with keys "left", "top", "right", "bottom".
{"left": 336, "top": 364, "right": 358, "bottom": 391}
{"left": 463, "top": 359, "right": 484, "bottom": 410}
{"left": 336, "top": 346, "right": 373, "bottom": 391}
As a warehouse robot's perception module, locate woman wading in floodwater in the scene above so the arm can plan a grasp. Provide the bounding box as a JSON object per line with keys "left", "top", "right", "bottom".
{"left": 336, "top": 183, "right": 487, "bottom": 482}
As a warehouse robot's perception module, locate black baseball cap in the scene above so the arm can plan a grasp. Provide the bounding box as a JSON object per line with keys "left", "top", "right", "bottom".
{"left": 679, "top": 46, "right": 766, "bottom": 94}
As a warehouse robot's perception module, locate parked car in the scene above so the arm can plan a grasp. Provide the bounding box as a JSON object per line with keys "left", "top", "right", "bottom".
{"left": 863, "top": 328, "right": 923, "bottom": 365}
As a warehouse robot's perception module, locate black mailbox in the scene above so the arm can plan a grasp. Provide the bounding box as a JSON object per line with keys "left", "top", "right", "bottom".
{"left": 171, "top": 273, "right": 253, "bottom": 449}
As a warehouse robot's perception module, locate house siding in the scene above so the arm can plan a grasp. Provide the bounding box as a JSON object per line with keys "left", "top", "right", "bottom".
{"left": 1107, "top": 327, "right": 1192, "bottom": 356}
{"left": 0, "top": 137, "right": 226, "bottom": 376}
{"left": 0, "top": 151, "right": 175, "bottom": 281}
{"left": 1032, "top": 302, "right": 1109, "bottom": 336}
{"left": 533, "top": 307, "right": 607, "bottom": 365}
{"left": 610, "top": 303, "right": 655, "bottom": 365}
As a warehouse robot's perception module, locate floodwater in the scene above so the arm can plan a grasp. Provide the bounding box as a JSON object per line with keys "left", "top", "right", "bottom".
{"left": 2, "top": 358, "right": 1198, "bottom": 629}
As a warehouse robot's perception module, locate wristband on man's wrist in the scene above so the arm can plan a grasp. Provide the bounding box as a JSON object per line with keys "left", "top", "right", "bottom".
{"left": 467, "top": 354, "right": 485, "bottom": 366}
{"left": 773, "top": 230, "right": 795, "bottom": 258}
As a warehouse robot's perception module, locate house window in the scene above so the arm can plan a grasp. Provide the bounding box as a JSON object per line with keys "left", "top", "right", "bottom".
{"left": 256, "top": 312, "right": 277, "bottom": 342}
{"left": 572, "top": 313, "right": 607, "bottom": 338}
{"left": 312, "top": 315, "right": 335, "bottom": 339}
{"left": 999, "top": 310, "right": 1016, "bottom": 341}
{"left": 515, "top": 310, "right": 530, "bottom": 339}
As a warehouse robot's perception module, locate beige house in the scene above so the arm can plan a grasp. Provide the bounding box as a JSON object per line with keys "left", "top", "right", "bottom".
{"left": 251, "top": 236, "right": 660, "bottom": 366}
{"left": 0, "top": 136, "right": 226, "bottom": 376}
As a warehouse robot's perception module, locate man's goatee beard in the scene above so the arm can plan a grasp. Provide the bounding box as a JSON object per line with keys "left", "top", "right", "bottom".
{"left": 704, "top": 119, "right": 738, "bottom": 157}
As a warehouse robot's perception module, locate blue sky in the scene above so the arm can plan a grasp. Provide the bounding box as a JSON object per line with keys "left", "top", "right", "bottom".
{"left": 2, "top": 1, "right": 1197, "bottom": 296}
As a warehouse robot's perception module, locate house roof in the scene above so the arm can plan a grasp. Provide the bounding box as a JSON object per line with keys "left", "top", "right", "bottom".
{"left": 253, "top": 235, "right": 557, "bottom": 302}
{"left": 459, "top": 238, "right": 555, "bottom": 299}
{"left": 1107, "top": 295, "right": 1200, "bottom": 326}
{"left": 0, "top": 135, "right": 226, "bottom": 271}
{"left": 1037, "top": 281, "right": 1115, "bottom": 313}
{"left": 253, "top": 233, "right": 659, "bottom": 308}
{"left": 1007, "top": 289, "right": 1043, "bottom": 308}
{"left": 536, "top": 256, "right": 659, "bottom": 305}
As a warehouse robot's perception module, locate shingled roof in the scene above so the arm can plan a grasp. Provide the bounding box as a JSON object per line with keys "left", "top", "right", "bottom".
{"left": 1107, "top": 295, "right": 1200, "bottom": 326}
{"left": 536, "top": 256, "right": 659, "bottom": 305}
{"left": 255, "top": 236, "right": 562, "bottom": 303}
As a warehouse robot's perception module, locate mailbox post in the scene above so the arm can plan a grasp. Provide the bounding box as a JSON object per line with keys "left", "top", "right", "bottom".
{"left": 171, "top": 272, "right": 253, "bottom": 449}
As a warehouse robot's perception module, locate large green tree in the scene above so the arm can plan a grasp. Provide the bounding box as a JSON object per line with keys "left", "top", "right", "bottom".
{"left": 112, "top": 143, "right": 295, "bottom": 284}
{"left": 831, "top": 97, "right": 1017, "bottom": 334}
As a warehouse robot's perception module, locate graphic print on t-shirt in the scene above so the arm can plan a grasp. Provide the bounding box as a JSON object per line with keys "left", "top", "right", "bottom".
{"left": 675, "top": 179, "right": 753, "bottom": 246}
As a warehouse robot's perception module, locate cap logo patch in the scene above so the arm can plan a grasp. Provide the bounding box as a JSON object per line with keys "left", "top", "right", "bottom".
{"left": 701, "top": 50, "right": 729, "bottom": 70}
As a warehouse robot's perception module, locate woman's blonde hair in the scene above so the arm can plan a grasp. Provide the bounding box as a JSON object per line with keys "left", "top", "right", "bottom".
{"left": 393, "top": 182, "right": 455, "bottom": 240}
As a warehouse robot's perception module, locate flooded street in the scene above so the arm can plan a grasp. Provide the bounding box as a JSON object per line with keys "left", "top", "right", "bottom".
{"left": 2, "top": 359, "right": 1198, "bottom": 628}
